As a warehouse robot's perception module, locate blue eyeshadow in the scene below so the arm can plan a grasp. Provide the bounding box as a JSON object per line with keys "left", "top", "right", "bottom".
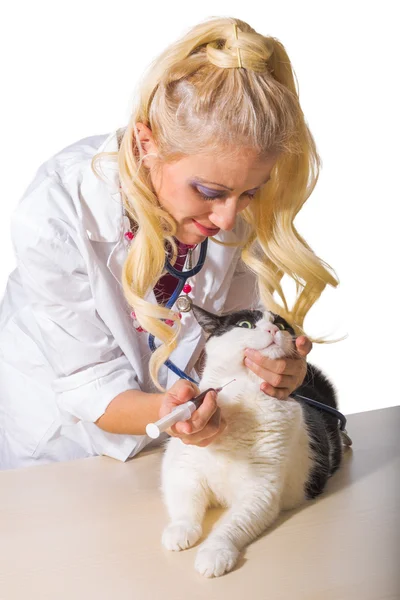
{"left": 196, "top": 185, "right": 220, "bottom": 197}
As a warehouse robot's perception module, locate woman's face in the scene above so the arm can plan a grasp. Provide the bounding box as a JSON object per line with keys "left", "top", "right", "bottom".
{"left": 137, "top": 123, "right": 279, "bottom": 245}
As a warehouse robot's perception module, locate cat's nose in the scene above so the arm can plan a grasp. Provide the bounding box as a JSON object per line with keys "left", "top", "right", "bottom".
{"left": 265, "top": 324, "right": 279, "bottom": 336}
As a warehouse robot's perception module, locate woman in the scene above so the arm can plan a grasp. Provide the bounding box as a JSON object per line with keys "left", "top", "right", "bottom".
{"left": 0, "top": 17, "right": 338, "bottom": 470}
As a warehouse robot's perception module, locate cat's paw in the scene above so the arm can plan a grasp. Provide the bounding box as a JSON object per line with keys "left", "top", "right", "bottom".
{"left": 162, "top": 520, "right": 202, "bottom": 551}
{"left": 194, "top": 541, "right": 240, "bottom": 577}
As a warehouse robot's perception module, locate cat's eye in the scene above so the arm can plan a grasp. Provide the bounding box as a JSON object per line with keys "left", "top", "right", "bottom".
{"left": 275, "top": 323, "right": 286, "bottom": 331}
{"left": 237, "top": 320, "right": 254, "bottom": 329}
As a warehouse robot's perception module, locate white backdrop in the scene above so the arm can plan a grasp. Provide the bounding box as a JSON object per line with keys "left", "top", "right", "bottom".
{"left": 1, "top": 1, "right": 398, "bottom": 417}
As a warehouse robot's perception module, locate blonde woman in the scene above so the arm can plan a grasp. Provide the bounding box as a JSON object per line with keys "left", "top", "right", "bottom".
{"left": 0, "top": 16, "right": 339, "bottom": 470}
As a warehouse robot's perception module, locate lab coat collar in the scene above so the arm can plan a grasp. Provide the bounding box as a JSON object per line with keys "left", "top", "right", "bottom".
{"left": 80, "top": 128, "right": 125, "bottom": 243}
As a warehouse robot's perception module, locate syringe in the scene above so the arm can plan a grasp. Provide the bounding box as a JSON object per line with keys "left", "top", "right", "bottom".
{"left": 145, "top": 378, "right": 236, "bottom": 439}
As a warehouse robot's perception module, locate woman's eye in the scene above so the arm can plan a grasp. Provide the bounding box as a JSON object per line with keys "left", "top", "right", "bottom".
{"left": 237, "top": 320, "right": 254, "bottom": 329}
{"left": 275, "top": 322, "right": 286, "bottom": 330}
{"left": 197, "top": 189, "right": 257, "bottom": 202}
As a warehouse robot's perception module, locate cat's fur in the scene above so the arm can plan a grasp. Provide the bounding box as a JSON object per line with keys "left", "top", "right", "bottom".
{"left": 160, "top": 305, "right": 343, "bottom": 578}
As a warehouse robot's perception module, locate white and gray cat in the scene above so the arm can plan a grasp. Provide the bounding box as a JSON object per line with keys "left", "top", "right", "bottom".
{"left": 160, "top": 305, "right": 343, "bottom": 578}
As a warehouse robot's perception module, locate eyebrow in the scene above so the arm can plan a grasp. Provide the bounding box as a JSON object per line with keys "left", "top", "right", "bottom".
{"left": 192, "top": 175, "right": 271, "bottom": 192}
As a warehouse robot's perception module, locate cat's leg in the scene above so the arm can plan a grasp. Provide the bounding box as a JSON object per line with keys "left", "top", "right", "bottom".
{"left": 161, "top": 466, "right": 209, "bottom": 552}
{"left": 194, "top": 479, "right": 281, "bottom": 577}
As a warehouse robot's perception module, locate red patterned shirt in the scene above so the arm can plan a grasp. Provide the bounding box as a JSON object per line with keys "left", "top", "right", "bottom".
{"left": 153, "top": 240, "right": 195, "bottom": 306}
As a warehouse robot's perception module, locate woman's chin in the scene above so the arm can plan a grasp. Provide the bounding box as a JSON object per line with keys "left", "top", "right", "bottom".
{"left": 175, "top": 227, "right": 206, "bottom": 245}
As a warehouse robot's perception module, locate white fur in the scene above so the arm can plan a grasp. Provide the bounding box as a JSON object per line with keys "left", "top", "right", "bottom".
{"left": 160, "top": 312, "right": 313, "bottom": 577}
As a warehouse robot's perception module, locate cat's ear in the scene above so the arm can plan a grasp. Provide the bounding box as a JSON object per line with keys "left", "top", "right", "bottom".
{"left": 191, "top": 304, "right": 222, "bottom": 334}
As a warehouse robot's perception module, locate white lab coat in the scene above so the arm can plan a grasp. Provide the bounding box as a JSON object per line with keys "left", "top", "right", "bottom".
{"left": 0, "top": 128, "right": 260, "bottom": 470}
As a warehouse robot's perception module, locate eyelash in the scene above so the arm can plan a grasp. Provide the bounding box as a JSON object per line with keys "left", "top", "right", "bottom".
{"left": 197, "top": 190, "right": 257, "bottom": 202}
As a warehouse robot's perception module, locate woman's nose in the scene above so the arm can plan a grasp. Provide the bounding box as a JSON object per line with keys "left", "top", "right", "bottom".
{"left": 210, "top": 200, "right": 238, "bottom": 231}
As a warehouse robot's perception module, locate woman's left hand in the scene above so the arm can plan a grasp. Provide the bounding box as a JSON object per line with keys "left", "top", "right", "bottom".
{"left": 243, "top": 336, "right": 312, "bottom": 400}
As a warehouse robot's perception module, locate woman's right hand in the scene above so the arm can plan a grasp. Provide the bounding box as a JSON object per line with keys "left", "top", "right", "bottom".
{"left": 159, "top": 379, "right": 227, "bottom": 447}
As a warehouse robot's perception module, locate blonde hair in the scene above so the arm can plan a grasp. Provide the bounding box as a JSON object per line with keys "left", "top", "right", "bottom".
{"left": 92, "top": 16, "right": 344, "bottom": 392}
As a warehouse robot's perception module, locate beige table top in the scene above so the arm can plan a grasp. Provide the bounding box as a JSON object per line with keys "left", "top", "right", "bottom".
{"left": 1, "top": 405, "right": 399, "bottom": 600}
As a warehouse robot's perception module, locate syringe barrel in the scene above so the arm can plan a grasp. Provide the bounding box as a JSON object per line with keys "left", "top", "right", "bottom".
{"left": 145, "top": 388, "right": 217, "bottom": 439}
{"left": 191, "top": 388, "right": 216, "bottom": 409}
{"left": 145, "top": 401, "right": 196, "bottom": 439}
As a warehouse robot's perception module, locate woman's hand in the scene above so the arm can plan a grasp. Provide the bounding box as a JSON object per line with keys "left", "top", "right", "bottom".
{"left": 243, "top": 336, "right": 312, "bottom": 400}
{"left": 159, "top": 379, "right": 227, "bottom": 447}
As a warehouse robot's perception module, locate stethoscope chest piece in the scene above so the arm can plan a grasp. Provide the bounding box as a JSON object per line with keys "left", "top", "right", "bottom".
{"left": 175, "top": 247, "right": 195, "bottom": 312}
{"left": 176, "top": 295, "right": 193, "bottom": 312}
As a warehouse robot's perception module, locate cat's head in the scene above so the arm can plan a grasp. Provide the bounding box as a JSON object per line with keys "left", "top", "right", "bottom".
{"left": 191, "top": 304, "right": 297, "bottom": 374}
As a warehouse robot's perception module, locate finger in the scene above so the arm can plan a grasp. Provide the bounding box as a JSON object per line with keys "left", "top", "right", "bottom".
{"left": 247, "top": 352, "right": 307, "bottom": 382}
{"left": 244, "top": 358, "right": 294, "bottom": 389}
{"left": 196, "top": 425, "right": 226, "bottom": 447}
{"left": 268, "top": 357, "right": 306, "bottom": 381}
{"left": 171, "top": 420, "right": 193, "bottom": 435}
{"left": 244, "top": 351, "right": 288, "bottom": 377}
{"left": 167, "top": 413, "right": 197, "bottom": 436}
{"left": 261, "top": 383, "right": 292, "bottom": 400}
{"left": 295, "top": 336, "right": 313, "bottom": 357}
{"left": 180, "top": 411, "right": 224, "bottom": 445}
{"left": 160, "top": 381, "right": 200, "bottom": 419}
{"left": 170, "top": 391, "right": 219, "bottom": 436}
{"left": 260, "top": 373, "right": 297, "bottom": 392}
{"left": 187, "top": 390, "right": 218, "bottom": 433}
{"left": 175, "top": 381, "right": 200, "bottom": 404}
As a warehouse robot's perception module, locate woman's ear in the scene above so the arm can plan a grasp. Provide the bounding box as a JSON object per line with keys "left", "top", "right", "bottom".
{"left": 136, "top": 122, "right": 158, "bottom": 162}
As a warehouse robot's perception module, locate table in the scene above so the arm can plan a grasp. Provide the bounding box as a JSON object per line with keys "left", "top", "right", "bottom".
{"left": 1, "top": 406, "right": 399, "bottom": 600}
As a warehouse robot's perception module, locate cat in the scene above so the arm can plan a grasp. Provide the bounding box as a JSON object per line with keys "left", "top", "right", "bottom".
{"left": 159, "top": 304, "right": 343, "bottom": 578}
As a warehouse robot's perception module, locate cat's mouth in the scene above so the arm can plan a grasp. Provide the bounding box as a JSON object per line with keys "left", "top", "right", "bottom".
{"left": 261, "top": 340, "right": 277, "bottom": 349}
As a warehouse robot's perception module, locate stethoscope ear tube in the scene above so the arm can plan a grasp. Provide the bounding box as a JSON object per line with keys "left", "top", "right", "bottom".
{"left": 147, "top": 238, "right": 208, "bottom": 385}
{"left": 290, "top": 393, "right": 352, "bottom": 446}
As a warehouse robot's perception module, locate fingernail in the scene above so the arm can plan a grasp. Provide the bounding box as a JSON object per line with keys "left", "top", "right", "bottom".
{"left": 244, "top": 348, "right": 256, "bottom": 356}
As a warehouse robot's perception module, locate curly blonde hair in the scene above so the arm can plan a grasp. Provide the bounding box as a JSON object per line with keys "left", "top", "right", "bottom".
{"left": 92, "top": 16, "right": 344, "bottom": 392}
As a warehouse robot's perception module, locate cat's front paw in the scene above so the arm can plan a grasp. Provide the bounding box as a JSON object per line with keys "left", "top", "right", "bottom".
{"left": 162, "top": 520, "right": 202, "bottom": 551}
{"left": 194, "top": 541, "right": 240, "bottom": 577}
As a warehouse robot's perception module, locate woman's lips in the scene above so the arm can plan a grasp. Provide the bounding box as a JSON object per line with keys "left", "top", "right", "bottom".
{"left": 192, "top": 219, "right": 220, "bottom": 235}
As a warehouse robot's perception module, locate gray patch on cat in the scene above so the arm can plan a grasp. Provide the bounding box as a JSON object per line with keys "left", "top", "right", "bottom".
{"left": 191, "top": 304, "right": 296, "bottom": 339}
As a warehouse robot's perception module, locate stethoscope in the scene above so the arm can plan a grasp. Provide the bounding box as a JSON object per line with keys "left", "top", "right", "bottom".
{"left": 147, "top": 238, "right": 352, "bottom": 446}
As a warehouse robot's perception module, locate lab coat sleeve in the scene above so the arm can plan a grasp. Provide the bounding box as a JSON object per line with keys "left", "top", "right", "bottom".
{"left": 9, "top": 178, "right": 140, "bottom": 430}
